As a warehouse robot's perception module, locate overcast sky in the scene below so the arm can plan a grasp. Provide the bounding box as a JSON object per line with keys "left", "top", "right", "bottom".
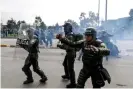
{"left": 0, "top": 0, "right": 133, "bottom": 25}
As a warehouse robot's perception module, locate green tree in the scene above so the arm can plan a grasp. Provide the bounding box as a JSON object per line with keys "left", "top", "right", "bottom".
{"left": 79, "top": 11, "right": 99, "bottom": 28}
{"left": 40, "top": 22, "right": 47, "bottom": 30}
{"left": 65, "top": 19, "right": 79, "bottom": 29}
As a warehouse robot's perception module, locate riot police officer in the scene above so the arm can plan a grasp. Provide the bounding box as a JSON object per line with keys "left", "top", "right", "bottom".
{"left": 98, "top": 30, "right": 119, "bottom": 57}
{"left": 18, "top": 28, "right": 47, "bottom": 84}
{"left": 56, "top": 27, "right": 111, "bottom": 88}
{"left": 57, "top": 22, "right": 76, "bottom": 88}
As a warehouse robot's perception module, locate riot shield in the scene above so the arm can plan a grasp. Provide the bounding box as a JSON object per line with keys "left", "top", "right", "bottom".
{"left": 13, "top": 44, "right": 29, "bottom": 60}
{"left": 13, "top": 23, "right": 29, "bottom": 60}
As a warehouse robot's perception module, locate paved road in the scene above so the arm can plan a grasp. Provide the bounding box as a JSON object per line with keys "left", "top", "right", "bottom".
{"left": 1, "top": 47, "right": 133, "bottom": 88}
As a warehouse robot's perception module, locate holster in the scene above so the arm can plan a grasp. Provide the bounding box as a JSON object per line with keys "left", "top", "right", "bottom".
{"left": 100, "top": 67, "right": 111, "bottom": 84}
{"left": 92, "top": 67, "right": 105, "bottom": 87}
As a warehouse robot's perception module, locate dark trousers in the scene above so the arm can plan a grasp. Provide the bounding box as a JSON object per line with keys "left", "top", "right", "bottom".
{"left": 76, "top": 65, "right": 105, "bottom": 88}
{"left": 22, "top": 53, "right": 46, "bottom": 80}
{"left": 63, "top": 54, "right": 76, "bottom": 84}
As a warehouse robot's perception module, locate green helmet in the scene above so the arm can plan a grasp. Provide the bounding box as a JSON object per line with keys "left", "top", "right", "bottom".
{"left": 84, "top": 27, "right": 97, "bottom": 39}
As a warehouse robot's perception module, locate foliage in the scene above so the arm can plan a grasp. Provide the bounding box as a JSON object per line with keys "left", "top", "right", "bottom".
{"left": 79, "top": 11, "right": 99, "bottom": 28}
{"left": 65, "top": 19, "right": 79, "bottom": 29}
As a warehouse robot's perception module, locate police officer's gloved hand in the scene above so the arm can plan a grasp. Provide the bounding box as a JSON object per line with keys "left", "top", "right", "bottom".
{"left": 57, "top": 41, "right": 61, "bottom": 48}
{"left": 85, "top": 45, "right": 99, "bottom": 55}
{"left": 56, "top": 34, "right": 62, "bottom": 39}
{"left": 57, "top": 44, "right": 61, "bottom": 48}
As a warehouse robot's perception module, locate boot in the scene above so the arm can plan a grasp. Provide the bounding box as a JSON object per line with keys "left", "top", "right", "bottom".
{"left": 23, "top": 79, "right": 34, "bottom": 84}
{"left": 62, "top": 75, "right": 69, "bottom": 80}
{"left": 66, "top": 83, "right": 76, "bottom": 88}
{"left": 40, "top": 77, "right": 48, "bottom": 83}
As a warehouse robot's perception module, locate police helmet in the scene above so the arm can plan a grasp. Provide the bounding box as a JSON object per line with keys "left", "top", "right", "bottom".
{"left": 63, "top": 22, "right": 72, "bottom": 31}
{"left": 84, "top": 27, "right": 97, "bottom": 39}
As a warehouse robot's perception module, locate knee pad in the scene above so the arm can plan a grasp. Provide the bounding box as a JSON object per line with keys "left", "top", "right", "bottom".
{"left": 22, "top": 67, "right": 24, "bottom": 71}
{"left": 22, "top": 67, "right": 27, "bottom": 72}
{"left": 62, "top": 62, "right": 67, "bottom": 67}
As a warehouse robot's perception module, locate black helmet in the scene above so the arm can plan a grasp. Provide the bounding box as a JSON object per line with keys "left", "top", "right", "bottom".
{"left": 63, "top": 22, "right": 72, "bottom": 34}
{"left": 84, "top": 27, "right": 97, "bottom": 39}
{"left": 63, "top": 22, "right": 72, "bottom": 30}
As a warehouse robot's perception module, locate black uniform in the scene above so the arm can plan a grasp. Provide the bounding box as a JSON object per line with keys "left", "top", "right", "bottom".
{"left": 58, "top": 28, "right": 111, "bottom": 88}
{"left": 17, "top": 33, "right": 47, "bottom": 84}
{"left": 58, "top": 33, "right": 76, "bottom": 83}
{"left": 57, "top": 22, "right": 77, "bottom": 88}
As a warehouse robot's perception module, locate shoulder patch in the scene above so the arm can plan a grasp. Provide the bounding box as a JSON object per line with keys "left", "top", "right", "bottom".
{"left": 96, "top": 39, "right": 103, "bottom": 43}
{"left": 94, "top": 39, "right": 103, "bottom": 47}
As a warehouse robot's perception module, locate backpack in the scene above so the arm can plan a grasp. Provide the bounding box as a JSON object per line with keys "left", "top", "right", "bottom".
{"left": 73, "top": 33, "right": 83, "bottom": 51}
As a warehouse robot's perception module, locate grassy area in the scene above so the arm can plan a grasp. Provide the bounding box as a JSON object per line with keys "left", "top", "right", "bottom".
{"left": 1, "top": 34, "right": 18, "bottom": 38}
{"left": 8, "top": 34, "right": 18, "bottom": 37}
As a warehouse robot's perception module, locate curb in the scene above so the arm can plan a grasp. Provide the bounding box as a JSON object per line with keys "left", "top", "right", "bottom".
{"left": 0, "top": 44, "right": 58, "bottom": 49}
{"left": 0, "top": 45, "right": 9, "bottom": 47}
{"left": 10, "top": 45, "right": 16, "bottom": 47}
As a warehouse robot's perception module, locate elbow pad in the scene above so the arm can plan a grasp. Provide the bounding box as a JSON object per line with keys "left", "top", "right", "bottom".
{"left": 98, "top": 48, "right": 110, "bottom": 56}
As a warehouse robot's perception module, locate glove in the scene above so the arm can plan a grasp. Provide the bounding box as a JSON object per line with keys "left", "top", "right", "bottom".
{"left": 85, "top": 45, "right": 99, "bottom": 54}
{"left": 57, "top": 44, "right": 61, "bottom": 48}
{"left": 56, "top": 34, "right": 62, "bottom": 39}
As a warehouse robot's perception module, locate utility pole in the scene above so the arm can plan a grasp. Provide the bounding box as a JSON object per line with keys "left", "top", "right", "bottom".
{"left": 105, "top": 0, "right": 108, "bottom": 21}
{"left": 98, "top": 0, "right": 100, "bottom": 26}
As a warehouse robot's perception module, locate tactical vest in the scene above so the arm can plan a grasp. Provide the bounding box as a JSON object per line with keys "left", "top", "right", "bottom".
{"left": 82, "top": 40, "right": 103, "bottom": 67}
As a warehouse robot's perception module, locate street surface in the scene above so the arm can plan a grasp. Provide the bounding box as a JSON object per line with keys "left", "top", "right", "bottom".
{"left": 1, "top": 39, "right": 133, "bottom": 88}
